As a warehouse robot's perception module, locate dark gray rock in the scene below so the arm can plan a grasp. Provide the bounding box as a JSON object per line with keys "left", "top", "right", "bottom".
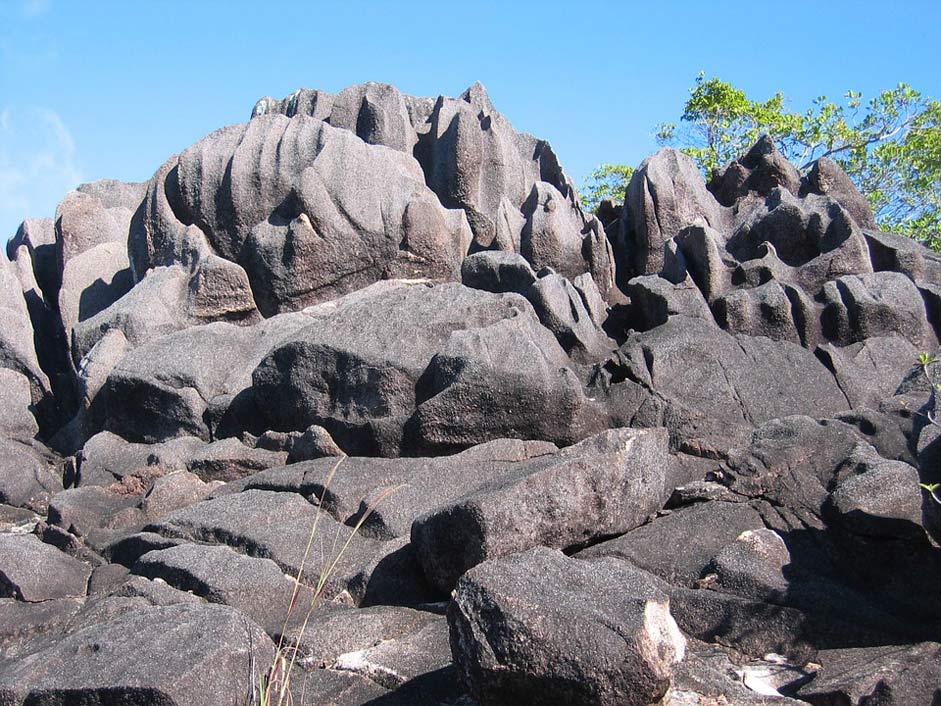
{"left": 101, "top": 574, "right": 204, "bottom": 607}
{"left": 286, "top": 424, "right": 345, "bottom": 461}
{"left": 6, "top": 218, "right": 56, "bottom": 301}
{"left": 834, "top": 406, "right": 915, "bottom": 465}
{"left": 76, "top": 431, "right": 205, "bottom": 486}
{"left": 87, "top": 562, "right": 131, "bottom": 595}
{"left": 573, "top": 271, "right": 608, "bottom": 325}
{"left": 132, "top": 543, "right": 316, "bottom": 636}
{"left": 228, "top": 438, "right": 557, "bottom": 541}
{"left": 412, "top": 427, "right": 673, "bottom": 592}
{"left": 0, "top": 597, "right": 83, "bottom": 658}
{"left": 48, "top": 485, "right": 143, "bottom": 537}
{"left": 449, "top": 547, "right": 686, "bottom": 706}
{"left": 706, "top": 528, "right": 792, "bottom": 603}
{"left": 724, "top": 416, "right": 876, "bottom": 516}
{"left": 255, "top": 281, "right": 601, "bottom": 455}
{"left": 58, "top": 241, "right": 132, "bottom": 370}
{"left": 797, "top": 642, "right": 941, "bottom": 706}
{"left": 625, "top": 273, "right": 714, "bottom": 330}
{"left": 801, "top": 157, "right": 877, "bottom": 229}
{"left": 726, "top": 188, "right": 872, "bottom": 295}
{"left": 331, "top": 616, "right": 454, "bottom": 693}
{"left": 0, "top": 534, "right": 90, "bottom": 601}
{"left": 613, "top": 318, "right": 849, "bottom": 456}
{"left": 712, "top": 280, "right": 802, "bottom": 343}
{"left": 283, "top": 604, "right": 436, "bottom": 669}
{"left": 0, "top": 439, "right": 61, "bottom": 513}
{"left": 865, "top": 228, "right": 938, "bottom": 283}
{"left": 0, "top": 252, "right": 51, "bottom": 425}
{"left": 709, "top": 135, "right": 802, "bottom": 207}
{"left": 670, "top": 640, "right": 813, "bottom": 705}
{"left": 133, "top": 113, "right": 472, "bottom": 317}
{"left": 101, "top": 531, "right": 186, "bottom": 567}
{"left": 826, "top": 457, "right": 926, "bottom": 541}
{"left": 523, "top": 273, "right": 613, "bottom": 362}
{"left": 815, "top": 335, "right": 917, "bottom": 410}
{"left": 253, "top": 82, "right": 615, "bottom": 298}
{"left": 821, "top": 271, "right": 933, "bottom": 347}
{"left": 669, "top": 586, "right": 816, "bottom": 662}
{"left": 102, "top": 308, "right": 311, "bottom": 443}
{"left": 407, "top": 309, "right": 605, "bottom": 454}
{"left": 70, "top": 265, "right": 191, "bottom": 366}
{"left": 674, "top": 224, "right": 731, "bottom": 302}
{"left": 461, "top": 250, "right": 536, "bottom": 293}
{"left": 0, "top": 603, "right": 276, "bottom": 706}
{"left": 0, "top": 370, "right": 38, "bottom": 441}
{"left": 54, "top": 189, "right": 131, "bottom": 276}
{"left": 623, "top": 148, "right": 728, "bottom": 277}
{"left": 146, "top": 489, "right": 388, "bottom": 603}
{"left": 182, "top": 437, "right": 286, "bottom": 482}
{"left": 139, "top": 470, "right": 217, "bottom": 521}
{"left": 576, "top": 501, "right": 766, "bottom": 588}
{"left": 284, "top": 666, "right": 389, "bottom": 706}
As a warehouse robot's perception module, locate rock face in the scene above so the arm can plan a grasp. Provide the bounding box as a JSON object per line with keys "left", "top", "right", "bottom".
{"left": 449, "top": 547, "right": 686, "bottom": 706}
{"left": 411, "top": 427, "right": 673, "bottom": 592}
{"left": 2, "top": 83, "right": 941, "bottom": 706}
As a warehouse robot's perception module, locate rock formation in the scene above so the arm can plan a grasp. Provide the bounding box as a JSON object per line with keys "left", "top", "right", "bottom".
{"left": 0, "top": 81, "right": 939, "bottom": 706}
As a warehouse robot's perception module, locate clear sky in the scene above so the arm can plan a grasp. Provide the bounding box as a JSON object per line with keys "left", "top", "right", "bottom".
{"left": 2, "top": 0, "right": 940, "bottom": 239}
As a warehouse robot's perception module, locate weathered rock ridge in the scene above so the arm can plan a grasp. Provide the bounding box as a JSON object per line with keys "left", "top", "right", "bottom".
{"left": 0, "top": 81, "right": 939, "bottom": 706}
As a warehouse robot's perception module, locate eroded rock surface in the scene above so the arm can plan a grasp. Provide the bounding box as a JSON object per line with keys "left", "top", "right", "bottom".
{"left": 2, "top": 82, "right": 940, "bottom": 706}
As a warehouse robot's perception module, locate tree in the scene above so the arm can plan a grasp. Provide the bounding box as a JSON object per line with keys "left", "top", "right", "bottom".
{"left": 582, "top": 74, "right": 941, "bottom": 248}
{"left": 579, "top": 164, "right": 634, "bottom": 211}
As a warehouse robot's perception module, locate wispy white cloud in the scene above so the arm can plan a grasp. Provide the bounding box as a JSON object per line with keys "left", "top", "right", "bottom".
{"left": 0, "top": 105, "right": 83, "bottom": 241}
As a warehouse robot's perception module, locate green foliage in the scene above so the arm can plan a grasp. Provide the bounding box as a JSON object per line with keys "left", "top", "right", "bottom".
{"left": 582, "top": 73, "right": 941, "bottom": 247}
{"left": 579, "top": 163, "right": 634, "bottom": 211}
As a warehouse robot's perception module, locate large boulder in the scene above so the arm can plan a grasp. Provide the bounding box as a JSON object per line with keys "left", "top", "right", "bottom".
{"left": 449, "top": 547, "right": 686, "bottom": 706}
{"left": 254, "top": 81, "right": 615, "bottom": 298}
{"left": 100, "top": 308, "right": 312, "bottom": 443}
{"left": 226, "top": 438, "right": 558, "bottom": 541}
{"left": 0, "top": 534, "right": 90, "bottom": 602}
{"left": 800, "top": 157, "right": 877, "bottom": 230}
{"left": 726, "top": 188, "right": 872, "bottom": 295}
{"left": 132, "top": 112, "right": 473, "bottom": 317}
{"left": 610, "top": 317, "right": 850, "bottom": 455}
{"left": 0, "top": 253, "right": 51, "bottom": 427}
{"left": 254, "top": 281, "right": 603, "bottom": 456}
{"left": 708, "top": 135, "right": 801, "bottom": 206}
{"left": 411, "top": 427, "right": 673, "bottom": 592}
{"left": 0, "top": 439, "right": 61, "bottom": 512}
{"left": 623, "top": 148, "right": 728, "bottom": 277}
{"left": 0, "top": 603, "right": 275, "bottom": 706}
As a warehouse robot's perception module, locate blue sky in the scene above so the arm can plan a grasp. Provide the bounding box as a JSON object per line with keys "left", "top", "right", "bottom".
{"left": 2, "top": 0, "right": 940, "bottom": 239}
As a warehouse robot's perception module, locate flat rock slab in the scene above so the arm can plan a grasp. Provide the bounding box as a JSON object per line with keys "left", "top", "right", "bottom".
{"left": 225, "top": 438, "right": 558, "bottom": 539}
{"left": 797, "top": 642, "right": 941, "bottom": 706}
{"left": 576, "top": 500, "right": 766, "bottom": 588}
{"left": 670, "top": 640, "right": 812, "bottom": 705}
{"left": 412, "top": 427, "right": 673, "bottom": 592}
{"left": 0, "top": 603, "right": 276, "bottom": 706}
{"left": 133, "top": 543, "right": 316, "bottom": 637}
{"left": 0, "top": 597, "right": 83, "bottom": 658}
{"left": 147, "top": 489, "right": 396, "bottom": 603}
{"left": 286, "top": 604, "right": 438, "bottom": 669}
{"left": 333, "top": 616, "right": 454, "bottom": 691}
{"left": 0, "top": 534, "right": 90, "bottom": 601}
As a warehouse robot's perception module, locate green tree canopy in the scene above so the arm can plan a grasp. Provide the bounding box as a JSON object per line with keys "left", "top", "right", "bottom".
{"left": 582, "top": 73, "right": 941, "bottom": 247}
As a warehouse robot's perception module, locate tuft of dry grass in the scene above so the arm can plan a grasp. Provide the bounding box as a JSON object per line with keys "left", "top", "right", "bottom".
{"left": 254, "top": 454, "right": 398, "bottom": 706}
